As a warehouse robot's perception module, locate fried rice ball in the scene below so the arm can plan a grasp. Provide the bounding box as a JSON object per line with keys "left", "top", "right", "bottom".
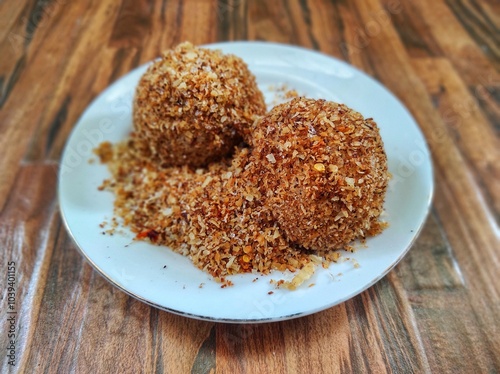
{"left": 133, "top": 42, "right": 266, "bottom": 167}
{"left": 250, "top": 98, "right": 389, "bottom": 252}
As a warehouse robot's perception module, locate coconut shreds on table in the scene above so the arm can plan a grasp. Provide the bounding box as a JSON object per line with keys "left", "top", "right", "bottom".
{"left": 94, "top": 43, "right": 389, "bottom": 288}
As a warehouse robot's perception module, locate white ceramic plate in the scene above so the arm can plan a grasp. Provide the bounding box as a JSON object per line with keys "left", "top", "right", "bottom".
{"left": 59, "top": 42, "right": 433, "bottom": 323}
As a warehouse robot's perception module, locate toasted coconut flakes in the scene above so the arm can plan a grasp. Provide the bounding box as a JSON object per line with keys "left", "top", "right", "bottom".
{"left": 249, "top": 98, "right": 388, "bottom": 253}
{"left": 133, "top": 42, "right": 266, "bottom": 167}
{"left": 279, "top": 262, "right": 315, "bottom": 290}
{"left": 313, "top": 163, "right": 326, "bottom": 172}
{"left": 96, "top": 73, "right": 388, "bottom": 288}
{"left": 266, "top": 153, "right": 276, "bottom": 163}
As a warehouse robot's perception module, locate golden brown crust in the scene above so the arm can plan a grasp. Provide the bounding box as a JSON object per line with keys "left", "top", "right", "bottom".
{"left": 249, "top": 98, "right": 389, "bottom": 251}
{"left": 133, "top": 42, "right": 266, "bottom": 167}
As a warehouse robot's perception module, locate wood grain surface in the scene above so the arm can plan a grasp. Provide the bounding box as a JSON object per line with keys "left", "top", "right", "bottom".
{"left": 1, "top": 0, "right": 499, "bottom": 373}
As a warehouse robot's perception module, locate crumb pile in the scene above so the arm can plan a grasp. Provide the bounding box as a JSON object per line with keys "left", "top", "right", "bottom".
{"left": 133, "top": 42, "right": 266, "bottom": 167}
{"left": 98, "top": 140, "right": 320, "bottom": 279}
{"left": 97, "top": 43, "right": 389, "bottom": 282}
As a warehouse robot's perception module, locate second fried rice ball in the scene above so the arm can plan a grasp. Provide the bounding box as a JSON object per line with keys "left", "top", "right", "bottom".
{"left": 250, "top": 98, "right": 389, "bottom": 252}
{"left": 133, "top": 42, "right": 266, "bottom": 167}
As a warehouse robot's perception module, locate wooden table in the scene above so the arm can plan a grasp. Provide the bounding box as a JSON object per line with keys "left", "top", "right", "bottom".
{"left": 1, "top": 0, "right": 499, "bottom": 372}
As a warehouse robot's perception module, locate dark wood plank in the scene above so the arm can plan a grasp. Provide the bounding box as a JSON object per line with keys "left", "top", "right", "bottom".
{"left": 412, "top": 0, "right": 500, "bottom": 85}
{"left": 0, "top": 165, "right": 59, "bottom": 373}
{"left": 217, "top": 322, "right": 287, "bottom": 373}
{"left": 380, "top": 0, "right": 443, "bottom": 58}
{"left": 395, "top": 213, "right": 500, "bottom": 372}
{"left": 216, "top": 275, "right": 431, "bottom": 373}
{"left": 412, "top": 57, "right": 500, "bottom": 222}
{"left": 0, "top": 0, "right": 102, "bottom": 208}
{"left": 154, "top": 313, "right": 214, "bottom": 373}
{"left": 446, "top": 0, "right": 500, "bottom": 72}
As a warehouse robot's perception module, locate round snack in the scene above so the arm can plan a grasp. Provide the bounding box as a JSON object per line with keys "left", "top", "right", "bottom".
{"left": 133, "top": 42, "right": 266, "bottom": 167}
{"left": 250, "top": 98, "right": 389, "bottom": 251}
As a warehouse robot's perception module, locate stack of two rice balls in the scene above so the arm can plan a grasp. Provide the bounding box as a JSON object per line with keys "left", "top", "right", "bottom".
{"left": 133, "top": 42, "right": 389, "bottom": 252}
